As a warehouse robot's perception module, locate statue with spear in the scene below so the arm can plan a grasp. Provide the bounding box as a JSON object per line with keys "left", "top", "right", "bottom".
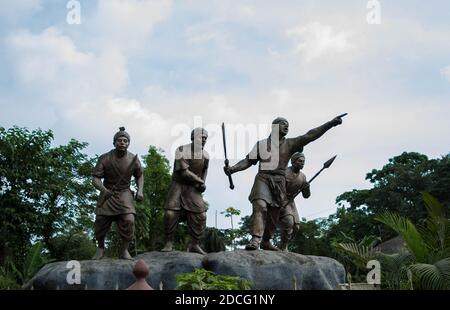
{"left": 274, "top": 152, "right": 337, "bottom": 251}
{"left": 223, "top": 114, "right": 346, "bottom": 251}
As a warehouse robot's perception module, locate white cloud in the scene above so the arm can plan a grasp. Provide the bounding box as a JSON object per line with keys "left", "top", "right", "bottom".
{"left": 2, "top": 1, "right": 450, "bottom": 228}
{"left": 287, "top": 22, "right": 354, "bottom": 62}
{"left": 64, "top": 97, "right": 172, "bottom": 152}
{"left": 184, "top": 21, "right": 233, "bottom": 51}
{"left": 185, "top": 25, "right": 219, "bottom": 44}
{"left": 440, "top": 66, "right": 450, "bottom": 82}
{"left": 95, "top": 0, "right": 172, "bottom": 53}
{"left": 4, "top": 26, "right": 172, "bottom": 154}
{"left": 6, "top": 27, "right": 93, "bottom": 83}
{"left": 6, "top": 27, "right": 129, "bottom": 99}
{"left": 0, "top": 0, "right": 42, "bottom": 22}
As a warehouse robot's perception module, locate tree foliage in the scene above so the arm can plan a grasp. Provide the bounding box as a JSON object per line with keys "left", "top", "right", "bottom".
{"left": 335, "top": 152, "right": 450, "bottom": 240}
{"left": 0, "top": 242, "right": 48, "bottom": 289}
{"left": 336, "top": 193, "right": 450, "bottom": 290}
{"left": 290, "top": 218, "right": 333, "bottom": 256}
{"left": 133, "top": 146, "right": 195, "bottom": 253}
{"left": 48, "top": 229, "right": 96, "bottom": 261}
{"left": 202, "top": 227, "right": 226, "bottom": 253}
{"left": 0, "top": 126, "right": 96, "bottom": 268}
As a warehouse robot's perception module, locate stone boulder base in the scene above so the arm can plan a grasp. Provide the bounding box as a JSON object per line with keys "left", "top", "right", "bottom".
{"left": 203, "top": 250, "right": 345, "bottom": 290}
{"left": 26, "top": 250, "right": 344, "bottom": 290}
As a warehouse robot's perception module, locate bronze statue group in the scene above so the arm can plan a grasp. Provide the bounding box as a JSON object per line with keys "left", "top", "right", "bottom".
{"left": 92, "top": 115, "right": 345, "bottom": 259}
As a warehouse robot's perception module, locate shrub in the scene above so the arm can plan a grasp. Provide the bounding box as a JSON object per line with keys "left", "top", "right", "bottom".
{"left": 176, "top": 268, "right": 252, "bottom": 290}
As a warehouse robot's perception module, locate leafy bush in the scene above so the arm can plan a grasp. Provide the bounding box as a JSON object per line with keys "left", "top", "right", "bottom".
{"left": 176, "top": 268, "right": 252, "bottom": 290}
{"left": 203, "top": 227, "right": 226, "bottom": 253}
{"left": 0, "top": 275, "right": 20, "bottom": 290}
{"left": 335, "top": 192, "right": 450, "bottom": 290}
{"left": 0, "top": 242, "right": 47, "bottom": 288}
{"left": 48, "top": 230, "right": 96, "bottom": 261}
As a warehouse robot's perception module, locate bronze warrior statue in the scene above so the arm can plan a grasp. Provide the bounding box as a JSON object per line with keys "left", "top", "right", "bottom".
{"left": 92, "top": 127, "right": 144, "bottom": 260}
{"left": 161, "top": 128, "right": 209, "bottom": 255}
{"left": 276, "top": 152, "right": 310, "bottom": 252}
{"left": 224, "top": 115, "right": 344, "bottom": 250}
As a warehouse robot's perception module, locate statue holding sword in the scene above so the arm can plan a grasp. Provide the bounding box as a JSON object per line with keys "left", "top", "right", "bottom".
{"left": 91, "top": 127, "right": 144, "bottom": 260}
{"left": 223, "top": 114, "right": 346, "bottom": 251}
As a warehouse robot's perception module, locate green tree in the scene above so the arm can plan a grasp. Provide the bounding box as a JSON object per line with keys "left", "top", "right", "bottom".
{"left": 0, "top": 126, "right": 96, "bottom": 267}
{"left": 202, "top": 227, "right": 226, "bottom": 253}
{"left": 335, "top": 152, "right": 450, "bottom": 241}
{"left": 290, "top": 218, "right": 333, "bottom": 256}
{"left": 325, "top": 206, "right": 380, "bottom": 245}
{"left": 48, "top": 229, "right": 96, "bottom": 261}
{"left": 221, "top": 207, "right": 242, "bottom": 250}
{"left": 134, "top": 146, "right": 171, "bottom": 252}
{"left": 234, "top": 216, "right": 252, "bottom": 248}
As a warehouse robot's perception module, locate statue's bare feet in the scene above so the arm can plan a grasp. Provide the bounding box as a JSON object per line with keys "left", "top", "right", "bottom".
{"left": 260, "top": 240, "right": 280, "bottom": 251}
{"left": 92, "top": 248, "right": 105, "bottom": 260}
{"left": 187, "top": 243, "right": 207, "bottom": 255}
{"left": 245, "top": 239, "right": 259, "bottom": 251}
{"left": 279, "top": 238, "right": 290, "bottom": 252}
{"left": 280, "top": 246, "right": 289, "bottom": 252}
{"left": 119, "top": 249, "right": 133, "bottom": 260}
{"left": 161, "top": 242, "right": 173, "bottom": 252}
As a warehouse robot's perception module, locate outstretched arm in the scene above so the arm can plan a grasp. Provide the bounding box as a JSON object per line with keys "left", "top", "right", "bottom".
{"left": 224, "top": 140, "right": 259, "bottom": 176}
{"left": 224, "top": 157, "right": 254, "bottom": 176}
{"left": 291, "top": 116, "right": 343, "bottom": 152}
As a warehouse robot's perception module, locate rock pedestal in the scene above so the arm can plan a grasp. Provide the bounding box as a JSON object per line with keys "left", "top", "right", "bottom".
{"left": 26, "top": 250, "right": 345, "bottom": 290}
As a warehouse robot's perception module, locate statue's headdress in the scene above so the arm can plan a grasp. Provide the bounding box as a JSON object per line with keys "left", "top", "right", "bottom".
{"left": 291, "top": 152, "right": 305, "bottom": 164}
{"left": 113, "top": 126, "right": 131, "bottom": 144}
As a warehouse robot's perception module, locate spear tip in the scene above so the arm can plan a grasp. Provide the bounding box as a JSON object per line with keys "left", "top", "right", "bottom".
{"left": 323, "top": 155, "right": 337, "bottom": 168}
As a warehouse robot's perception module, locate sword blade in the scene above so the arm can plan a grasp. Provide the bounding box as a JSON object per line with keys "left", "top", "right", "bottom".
{"left": 221, "top": 122, "right": 228, "bottom": 162}
{"left": 221, "top": 122, "right": 234, "bottom": 190}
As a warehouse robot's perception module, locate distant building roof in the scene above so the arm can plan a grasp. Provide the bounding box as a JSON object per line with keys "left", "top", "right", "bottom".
{"left": 374, "top": 236, "right": 406, "bottom": 254}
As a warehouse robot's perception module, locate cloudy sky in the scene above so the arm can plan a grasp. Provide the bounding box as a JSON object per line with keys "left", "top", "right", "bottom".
{"left": 1, "top": 0, "right": 449, "bottom": 229}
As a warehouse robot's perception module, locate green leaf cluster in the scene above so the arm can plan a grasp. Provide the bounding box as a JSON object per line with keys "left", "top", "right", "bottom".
{"left": 335, "top": 193, "right": 450, "bottom": 290}
{"left": 176, "top": 268, "right": 252, "bottom": 290}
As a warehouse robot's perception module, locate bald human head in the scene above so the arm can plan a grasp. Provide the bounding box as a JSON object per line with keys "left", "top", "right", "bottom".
{"left": 271, "top": 117, "right": 289, "bottom": 138}
{"left": 272, "top": 117, "right": 289, "bottom": 125}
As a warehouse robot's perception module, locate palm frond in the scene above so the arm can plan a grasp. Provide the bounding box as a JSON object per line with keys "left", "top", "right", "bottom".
{"left": 421, "top": 192, "right": 449, "bottom": 252}
{"left": 376, "top": 252, "right": 414, "bottom": 271}
{"left": 409, "top": 258, "right": 450, "bottom": 290}
{"left": 335, "top": 242, "right": 374, "bottom": 269}
{"left": 376, "top": 252, "right": 414, "bottom": 290}
{"left": 376, "top": 212, "right": 428, "bottom": 262}
{"left": 422, "top": 192, "right": 444, "bottom": 218}
{"left": 22, "top": 242, "right": 45, "bottom": 282}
